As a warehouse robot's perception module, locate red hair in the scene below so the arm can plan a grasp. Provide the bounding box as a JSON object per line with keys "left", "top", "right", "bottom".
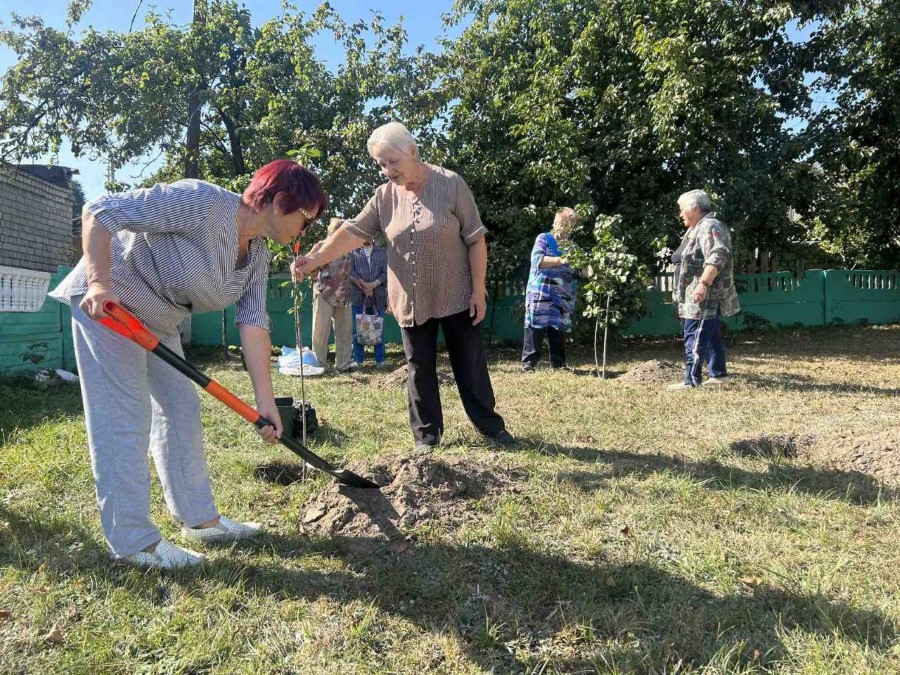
{"left": 243, "top": 159, "right": 328, "bottom": 218}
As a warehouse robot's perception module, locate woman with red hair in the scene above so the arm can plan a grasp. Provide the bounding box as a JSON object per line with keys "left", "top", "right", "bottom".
{"left": 50, "top": 160, "right": 326, "bottom": 569}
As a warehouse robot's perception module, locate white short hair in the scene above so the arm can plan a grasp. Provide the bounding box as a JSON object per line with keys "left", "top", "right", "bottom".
{"left": 677, "top": 189, "right": 712, "bottom": 214}
{"left": 367, "top": 122, "right": 417, "bottom": 156}
{"left": 327, "top": 217, "right": 345, "bottom": 236}
{"left": 553, "top": 207, "right": 578, "bottom": 228}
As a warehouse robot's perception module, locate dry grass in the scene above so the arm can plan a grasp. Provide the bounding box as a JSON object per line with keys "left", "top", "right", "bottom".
{"left": 2, "top": 324, "right": 900, "bottom": 673}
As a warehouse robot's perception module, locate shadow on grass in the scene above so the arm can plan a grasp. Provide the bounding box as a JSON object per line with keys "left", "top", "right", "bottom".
{"left": 2, "top": 496, "right": 897, "bottom": 673}
{"left": 253, "top": 460, "right": 310, "bottom": 485}
{"left": 183, "top": 344, "right": 246, "bottom": 370}
{"left": 311, "top": 424, "right": 349, "bottom": 448}
{"left": 0, "top": 380, "right": 84, "bottom": 447}
{"left": 0, "top": 503, "right": 107, "bottom": 571}
{"left": 597, "top": 324, "right": 900, "bottom": 372}
{"left": 526, "top": 441, "right": 894, "bottom": 505}
{"left": 739, "top": 372, "right": 900, "bottom": 397}
{"left": 189, "top": 534, "right": 900, "bottom": 672}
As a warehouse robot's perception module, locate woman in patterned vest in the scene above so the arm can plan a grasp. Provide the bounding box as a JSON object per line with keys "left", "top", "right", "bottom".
{"left": 311, "top": 218, "right": 354, "bottom": 372}
{"left": 668, "top": 189, "right": 741, "bottom": 389}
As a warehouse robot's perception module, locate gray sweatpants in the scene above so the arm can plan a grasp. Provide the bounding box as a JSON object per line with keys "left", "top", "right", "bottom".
{"left": 71, "top": 298, "right": 217, "bottom": 556}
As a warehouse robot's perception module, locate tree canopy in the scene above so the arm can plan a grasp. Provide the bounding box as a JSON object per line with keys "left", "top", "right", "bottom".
{"left": 0, "top": 0, "right": 896, "bottom": 272}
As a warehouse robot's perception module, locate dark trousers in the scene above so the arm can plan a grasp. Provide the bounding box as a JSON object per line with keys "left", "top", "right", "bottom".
{"left": 683, "top": 313, "right": 727, "bottom": 386}
{"left": 521, "top": 325, "right": 566, "bottom": 368}
{"left": 400, "top": 310, "right": 506, "bottom": 445}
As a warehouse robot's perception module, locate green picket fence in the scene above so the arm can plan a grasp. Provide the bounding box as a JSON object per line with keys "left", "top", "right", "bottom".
{"left": 189, "top": 269, "right": 900, "bottom": 346}
{"left": 825, "top": 269, "right": 900, "bottom": 326}
{"left": 624, "top": 270, "right": 832, "bottom": 336}
{"left": 0, "top": 268, "right": 75, "bottom": 376}
{"left": 1, "top": 267, "right": 898, "bottom": 376}
{"left": 633, "top": 269, "right": 900, "bottom": 336}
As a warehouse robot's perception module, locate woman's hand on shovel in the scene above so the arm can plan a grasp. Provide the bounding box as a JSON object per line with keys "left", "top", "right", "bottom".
{"left": 80, "top": 281, "right": 120, "bottom": 320}
{"left": 255, "top": 398, "right": 283, "bottom": 443}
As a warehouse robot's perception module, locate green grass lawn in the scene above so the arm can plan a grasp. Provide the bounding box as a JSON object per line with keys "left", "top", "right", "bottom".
{"left": 2, "top": 325, "right": 899, "bottom": 674}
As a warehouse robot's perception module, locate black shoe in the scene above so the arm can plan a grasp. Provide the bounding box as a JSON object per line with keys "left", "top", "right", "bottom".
{"left": 484, "top": 429, "right": 520, "bottom": 449}
{"left": 414, "top": 433, "right": 441, "bottom": 453}
{"left": 521, "top": 364, "right": 535, "bottom": 373}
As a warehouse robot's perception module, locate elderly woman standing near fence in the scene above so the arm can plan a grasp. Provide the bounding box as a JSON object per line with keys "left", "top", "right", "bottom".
{"left": 668, "top": 189, "right": 740, "bottom": 389}
{"left": 49, "top": 160, "right": 327, "bottom": 568}
{"left": 292, "top": 122, "right": 517, "bottom": 452}
{"left": 521, "top": 207, "right": 583, "bottom": 371}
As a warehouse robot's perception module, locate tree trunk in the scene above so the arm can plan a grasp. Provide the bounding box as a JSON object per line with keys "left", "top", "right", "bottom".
{"left": 487, "top": 278, "right": 500, "bottom": 348}
{"left": 222, "top": 310, "right": 228, "bottom": 348}
{"left": 219, "top": 108, "right": 246, "bottom": 175}
{"left": 184, "top": 0, "right": 205, "bottom": 179}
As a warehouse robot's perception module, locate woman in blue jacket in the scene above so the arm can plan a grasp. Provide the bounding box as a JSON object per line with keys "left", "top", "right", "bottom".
{"left": 521, "top": 208, "right": 583, "bottom": 371}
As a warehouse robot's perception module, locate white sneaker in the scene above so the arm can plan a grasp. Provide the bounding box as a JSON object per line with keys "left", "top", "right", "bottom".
{"left": 703, "top": 376, "right": 733, "bottom": 386}
{"left": 115, "top": 539, "right": 205, "bottom": 570}
{"left": 666, "top": 382, "right": 695, "bottom": 390}
{"left": 182, "top": 516, "right": 261, "bottom": 543}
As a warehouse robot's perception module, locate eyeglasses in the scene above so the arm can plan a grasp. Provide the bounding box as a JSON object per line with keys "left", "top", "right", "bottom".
{"left": 297, "top": 206, "right": 316, "bottom": 235}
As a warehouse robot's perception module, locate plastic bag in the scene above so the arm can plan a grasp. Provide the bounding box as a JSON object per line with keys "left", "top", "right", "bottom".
{"left": 277, "top": 346, "right": 325, "bottom": 377}
{"left": 355, "top": 300, "right": 383, "bottom": 346}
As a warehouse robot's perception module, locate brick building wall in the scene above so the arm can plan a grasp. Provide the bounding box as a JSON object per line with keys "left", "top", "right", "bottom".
{"left": 0, "top": 165, "right": 75, "bottom": 272}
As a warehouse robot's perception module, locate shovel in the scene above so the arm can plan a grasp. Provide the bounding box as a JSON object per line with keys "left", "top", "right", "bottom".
{"left": 99, "top": 300, "right": 380, "bottom": 489}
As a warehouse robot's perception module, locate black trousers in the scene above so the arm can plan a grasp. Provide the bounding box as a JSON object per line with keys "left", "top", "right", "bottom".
{"left": 521, "top": 325, "right": 566, "bottom": 368}
{"left": 400, "top": 310, "right": 506, "bottom": 445}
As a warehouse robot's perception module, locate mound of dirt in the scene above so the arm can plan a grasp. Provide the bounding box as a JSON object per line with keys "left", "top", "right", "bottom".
{"left": 815, "top": 429, "right": 900, "bottom": 483}
{"left": 375, "top": 365, "right": 455, "bottom": 390}
{"left": 299, "top": 455, "right": 524, "bottom": 552}
{"left": 617, "top": 360, "right": 680, "bottom": 385}
{"left": 730, "top": 433, "right": 816, "bottom": 459}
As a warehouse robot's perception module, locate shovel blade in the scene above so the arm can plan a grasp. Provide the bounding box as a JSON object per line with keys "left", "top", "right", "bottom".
{"left": 331, "top": 468, "right": 381, "bottom": 490}
{"left": 276, "top": 429, "right": 381, "bottom": 489}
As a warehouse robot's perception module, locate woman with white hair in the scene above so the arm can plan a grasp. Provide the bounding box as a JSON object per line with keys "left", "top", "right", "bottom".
{"left": 521, "top": 208, "right": 583, "bottom": 371}
{"left": 668, "top": 189, "right": 740, "bottom": 389}
{"left": 292, "top": 122, "right": 516, "bottom": 451}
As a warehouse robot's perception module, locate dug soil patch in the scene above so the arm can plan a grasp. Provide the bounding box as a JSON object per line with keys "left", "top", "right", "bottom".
{"left": 730, "top": 433, "right": 817, "bottom": 459}
{"left": 617, "top": 359, "right": 681, "bottom": 385}
{"left": 299, "top": 454, "right": 525, "bottom": 553}
{"left": 375, "top": 364, "right": 455, "bottom": 390}
{"left": 815, "top": 428, "right": 900, "bottom": 484}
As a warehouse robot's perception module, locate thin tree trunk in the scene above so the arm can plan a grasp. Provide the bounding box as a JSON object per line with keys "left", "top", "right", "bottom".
{"left": 487, "top": 278, "right": 500, "bottom": 347}
{"left": 221, "top": 310, "right": 228, "bottom": 354}
{"left": 218, "top": 108, "right": 246, "bottom": 175}
{"left": 602, "top": 293, "right": 611, "bottom": 379}
{"left": 185, "top": 0, "right": 205, "bottom": 179}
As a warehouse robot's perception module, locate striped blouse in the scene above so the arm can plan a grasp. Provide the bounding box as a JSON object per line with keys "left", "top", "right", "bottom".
{"left": 50, "top": 179, "right": 271, "bottom": 336}
{"left": 343, "top": 164, "right": 487, "bottom": 327}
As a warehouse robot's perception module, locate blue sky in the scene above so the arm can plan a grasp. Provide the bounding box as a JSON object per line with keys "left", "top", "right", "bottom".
{"left": 0, "top": 0, "right": 463, "bottom": 199}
